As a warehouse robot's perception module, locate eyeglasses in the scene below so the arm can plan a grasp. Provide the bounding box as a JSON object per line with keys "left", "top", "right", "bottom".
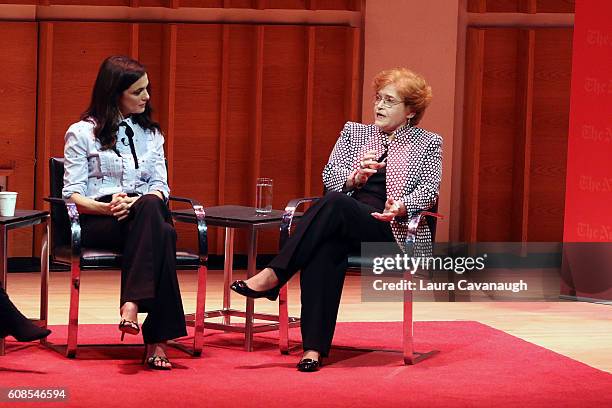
{"left": 374, "top": 94, "right": 404, "bottom": 108}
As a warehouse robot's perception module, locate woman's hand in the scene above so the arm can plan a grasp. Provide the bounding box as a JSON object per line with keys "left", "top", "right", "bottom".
{"left": 110, "top": 193, "right": 139, "bottom": 221}
{"left": 371, "top": 197, "right": 406, "bottom": 222}
{"left": 346, "top": 150, "right": 386, "bottom": 189}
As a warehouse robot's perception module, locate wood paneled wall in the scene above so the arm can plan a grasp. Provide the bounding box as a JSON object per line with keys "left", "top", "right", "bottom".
{"left": 0, "top": 23, "right": 38, "bottom": 256}
{"left": 1, "top": 4, "right": 361, "bottom": 256}
{"left": 461, "top": 1, "right": 573, "bottom": 243}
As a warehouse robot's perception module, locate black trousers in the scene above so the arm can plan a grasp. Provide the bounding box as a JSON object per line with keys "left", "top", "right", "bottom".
{"left": 80, "top": 194, "right": 187, "bottom": 344}
{"left": 268, "top": 192, "right": 395, "bottom": 356}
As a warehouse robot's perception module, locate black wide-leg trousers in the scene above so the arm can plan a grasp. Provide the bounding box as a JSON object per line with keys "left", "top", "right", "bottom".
{"left": 80, "top": 194, "right": 187, "bottom": 344}
{"left": 268, "top": 191, "right": 395, "bottom": 356}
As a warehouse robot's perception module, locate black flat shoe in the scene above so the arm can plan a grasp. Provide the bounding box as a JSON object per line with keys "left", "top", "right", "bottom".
{"left": 0, "top": 286, "right": 51, "bottom": 342}
{"left": 10, "top": 325, "right": 51, "bottom": 342}
{"left": 297, "top": 358, "right": 322, "bottom": 372}
{"left": 230, "top": 280, "right": 280, "bottom": 301}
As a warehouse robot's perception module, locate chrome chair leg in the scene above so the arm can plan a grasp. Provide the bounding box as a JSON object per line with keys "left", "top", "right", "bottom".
{"left": 279, "top": 285, "right": 289, "bottom": 354}
{"left": 66, "top": 261, "right": 81, "bottom": 358}
{"left": 192, "top": 263, "right": 207, "bottom": 356}
{"left": 39, "top": 217, "right": 50, "bottom": 347}
{"left": 222, "top": 227, "right": 234, "bottom": 326}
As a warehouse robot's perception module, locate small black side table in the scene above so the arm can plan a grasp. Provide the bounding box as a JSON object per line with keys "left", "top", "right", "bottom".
{"left": 173, "top": 205, "right": 300, "bottom": 352}
{"left": 0, "top": 210, "right": 50, "bottom": 355}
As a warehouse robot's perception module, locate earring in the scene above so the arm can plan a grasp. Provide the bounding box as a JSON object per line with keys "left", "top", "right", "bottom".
{"left": 407, "top": 114, "right": 415, "bottom": 127}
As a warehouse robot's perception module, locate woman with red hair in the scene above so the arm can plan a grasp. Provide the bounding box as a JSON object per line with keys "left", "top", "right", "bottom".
{"left": 232, "top": 68, "right": 442, "bottom": 372}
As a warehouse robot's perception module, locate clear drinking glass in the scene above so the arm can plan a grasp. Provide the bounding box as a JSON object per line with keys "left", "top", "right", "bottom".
{"left": 255, "top": 178, "right": 273, "bottom": 214}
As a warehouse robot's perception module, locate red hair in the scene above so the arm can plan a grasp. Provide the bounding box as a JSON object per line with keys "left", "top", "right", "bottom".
{"left": 372, "top": 67, "right": 432, "bottom": 125}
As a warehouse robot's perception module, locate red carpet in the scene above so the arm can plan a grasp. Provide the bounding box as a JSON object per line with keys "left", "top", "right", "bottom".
{"left": 1, "top": 321, "right": 611, "bottom": 407}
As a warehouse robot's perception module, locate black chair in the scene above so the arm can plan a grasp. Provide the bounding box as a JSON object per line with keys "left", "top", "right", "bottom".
{"left": 279, "top": 195, "right": 442, "bottom": 365}
{"left": 45, "top": 158, "right": 208, "bottom": 358}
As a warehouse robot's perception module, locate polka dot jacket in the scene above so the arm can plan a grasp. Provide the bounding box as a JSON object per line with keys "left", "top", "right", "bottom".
{"left": 322, "top": 121, "right": 442, "bottom": 253}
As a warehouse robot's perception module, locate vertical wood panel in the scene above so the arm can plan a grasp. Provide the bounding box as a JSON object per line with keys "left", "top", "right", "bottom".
{"left": 461, "top": 28, "right": 484, "bottom": 242}
{"left": 478, "top": 29, "right": 519, "bottom": 242}
{"left": 261, "top": 25, "right": 307, "bottom": 206}
{"left": 33, "top": 22, "right": 55, "bottom": 257}
{"left": 215, "top": 25, "right": 230, "bottom": 251}
{"left": 173, "top": 24, "right": 222, "bottom": 253}
{"left": 312, "top": 26, "right": 354, "bottom": 196}
{"left": 160, "top": 24, "right": 177, "bottom": 188}
{"left": 0, "top": 22, "right": 38, "bottom": 256}
{"left": 303, "top": 27, "right": 315, "bottom": 197}
{"left": 225, "top": 25, "right": 256, "bottom": 210}
{"left": 536, "top": 0, "right": 574, "bottom": 13}
{"left": 35, "top": 23, "right": 54, "bottom": 213}
{"left": 518, "top": 0, "right": 536, "bottom": 13}
{"left": 129, "top": 23, "right": 139, "bottom": 60}
{"left": 259, "top": 25, "right": 306, "bottom": 251}
{"left": 252, "top": 25, "right": 264, "bottom": 198}
{"left": 484, "top": 0, "right": 518, "bottom": 12}
{"left": 345, "top": 27, "right": 361, "bottom": 122}
{"left": 529, "top": 28, "right": 572, "bottom": 241}
{"left": 137, "top": 23, "right": 164, "bottom": 125}
{"left": 257, "top": 25, "right": 306, "bottom": 252}
{"left": 511, "top": 29, "right": 535, "bottom": 242}
{"left": 468, "top": 0, "right": 486, "bottom": 12}
{"left": 223, "top": 24, "right": 257, "bottom": 254}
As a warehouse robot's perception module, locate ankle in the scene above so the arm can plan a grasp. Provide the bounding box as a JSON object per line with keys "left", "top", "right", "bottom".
{"left": 250, "top": 268, "right": 279, "bottom": 285}
{"left": 120, "top": 302, "right": 138, "bottom": 321}
{"left": 302, "top": 350, "right": 320, "bottom": 360}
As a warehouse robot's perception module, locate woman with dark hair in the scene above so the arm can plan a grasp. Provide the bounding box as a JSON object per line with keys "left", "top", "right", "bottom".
{"left": 231, "top": 67, "right": 442, "bottom": 372}
{"left": 62, "top": 56, "right": 186, "bottom": 370}
{"left": 0, "top": 285, "right": 51, "bottom": 342}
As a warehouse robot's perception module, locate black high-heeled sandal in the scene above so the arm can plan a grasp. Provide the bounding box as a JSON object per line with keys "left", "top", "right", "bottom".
{"left": 230, "top": 280, "right": 280, "bottom": 301}
{"left": 297, "top": 357, "right": 323, "bottom": 372}
{"left": 142, "top": 344, "right": 172, "bottom": 370}
{"left": 118, "top": 319, "right": 139, "bottom": 341}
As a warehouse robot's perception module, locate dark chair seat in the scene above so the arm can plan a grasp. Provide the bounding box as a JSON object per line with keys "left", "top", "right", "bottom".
{"left": 347, "top": 254, "right": 377, "bottom": 270}
{"left": 54, "top": 247, "right": 200, "bottom": 269}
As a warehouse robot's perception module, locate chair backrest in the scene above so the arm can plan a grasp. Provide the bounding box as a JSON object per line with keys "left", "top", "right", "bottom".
{"left": 49, "top": 158, "right": 71, "bottom": 258}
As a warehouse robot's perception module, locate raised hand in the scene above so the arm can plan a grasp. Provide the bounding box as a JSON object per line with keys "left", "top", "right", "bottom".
{"left": 348, "top": 149, "right": 386, "bottom": 189}
{"left": 371, "top": 197, "right": 406, "bottom": 222}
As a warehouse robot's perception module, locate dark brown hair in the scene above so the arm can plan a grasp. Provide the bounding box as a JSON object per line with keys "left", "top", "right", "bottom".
{"left": 81, "top": 56, "right": 160, "bottom": 149}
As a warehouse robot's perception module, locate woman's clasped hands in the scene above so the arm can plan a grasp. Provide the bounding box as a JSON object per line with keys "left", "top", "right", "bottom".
{"left": 107, "top": 192, "right": 139, "bottom": 221}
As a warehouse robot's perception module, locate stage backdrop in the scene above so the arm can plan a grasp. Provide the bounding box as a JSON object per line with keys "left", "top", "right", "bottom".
{"left": 561, "top": 0, "right": 612, "bottom": 301}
